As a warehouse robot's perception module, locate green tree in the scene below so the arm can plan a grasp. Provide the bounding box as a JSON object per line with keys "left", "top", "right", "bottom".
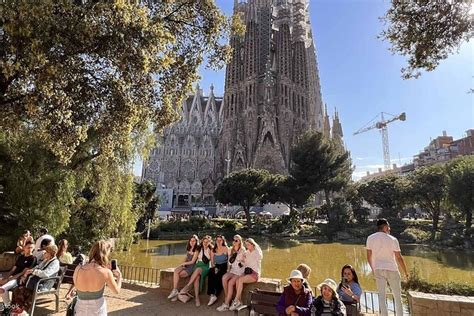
{"left": 0, "top": 133, "right": 76, "bottom": 238}
{"left": 0, "top": 0, "right": 235, "bottom": 165}
{"left": 0, "top": 1, "right": 237, "bottom": 248}
{"left": 345, "top": 182, "right": 369, "bottom": 224}
{"left": 66, "top": 157, "right": 135, "bottom": 250}
{"left": 214, "top": 169, "right": 270, "bottom": 228}
{"left": 407, "top": 164, "right": 448, "bottom": 239}
{"left": 290, "top": 130, "right": 352, "bottom": 225}
{"left": 380, "top": 1, "right": 473, "bottom": 79}
{"left": 446, "top": 156, "right": 474, "bottom": 232}
{"left": 359, "top": 174, "right": 407, "bottom": 218}
{"left": 132, "top": 180, "right": 159, "bottom": 233}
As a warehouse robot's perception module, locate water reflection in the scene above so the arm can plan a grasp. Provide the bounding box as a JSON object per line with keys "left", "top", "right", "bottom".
{"left": 401, "top": 244, "right": 474, "bottom": 271}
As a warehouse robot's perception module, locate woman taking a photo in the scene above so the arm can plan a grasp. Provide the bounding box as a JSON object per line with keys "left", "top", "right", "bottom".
{"left": 73, "top": 240, "right": 122, "bottom": 316}
{"left": 337, "top": 264, "right": 362, "bottom": 303}
{"left": 276, "top": 270, "right": 312, "bottom": 316}
{"left": 216, "top": 235, "right": 245, "bottom": 312}
{"left": 167, "top": 234, "right": 199, "bottom": 301}
{"left": 179, "top": 235, "right": 213, "bottom": 307}
{"left": 229, "top": 238, "right": 263, "bottom": 311}
{"left": 207, "top": 235, "right": 229, "bottom": 306}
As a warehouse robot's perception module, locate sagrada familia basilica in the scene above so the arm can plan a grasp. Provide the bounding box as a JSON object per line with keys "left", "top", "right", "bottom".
{"left": 142, "top": 0, "right": 344, "bottom": 209}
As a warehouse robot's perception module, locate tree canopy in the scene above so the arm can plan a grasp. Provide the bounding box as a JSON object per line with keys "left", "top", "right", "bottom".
{"left": 358, "top": 174, "right": 407, "bottom": 218}
{"left": 0, "top": 0, "right": 236, "bottom": 165}
{"left": 446, "top": 155, "right": 474, "bottom": 232}
{"left": 407, "top": 164, "right": 447, "bottom": 239}
{"left": 0, "top": 0, "right": 237, "bottom": 250}
{"left": 380, "top": 1, "right": 473, "bottom": 79}
{"left": 214, "top": 168, "right": 270, "bottom": 228}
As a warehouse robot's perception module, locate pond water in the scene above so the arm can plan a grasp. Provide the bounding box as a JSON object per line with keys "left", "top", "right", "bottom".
{"left": 114, "top": 238, "right": 474, "bottom": 291}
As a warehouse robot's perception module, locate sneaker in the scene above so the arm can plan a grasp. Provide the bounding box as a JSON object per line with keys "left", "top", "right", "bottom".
{"left": 208, "top": 294, "right": 218, "bottom": 306}
{"left": 216, "top": 303, "right": 229, "bottom": 312}
{"left": 171, "top": 296, "right": 178, "bottom": 302}
{"left": 229, "top": 300, "right": 242, "bottom": 311}
{"left": 167, "top": 288, "right": 179, "bottom": 299}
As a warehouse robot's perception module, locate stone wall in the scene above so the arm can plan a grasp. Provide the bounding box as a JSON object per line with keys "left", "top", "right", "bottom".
{"left": 408, "top": 291, "right": 474, "bottom": 316}
{"left": 159, "top": 268, "right": 282, "bottom": 304}
{"left": 0, "top": 252, "right": 17, "bottom": 272}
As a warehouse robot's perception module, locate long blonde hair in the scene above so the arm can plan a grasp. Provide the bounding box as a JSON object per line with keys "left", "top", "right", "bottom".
{"left": 88, "top": 240, "right": 111, "bottom": 267}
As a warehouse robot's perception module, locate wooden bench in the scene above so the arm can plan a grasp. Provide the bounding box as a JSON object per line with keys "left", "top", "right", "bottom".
{"left": 29, "top": 266, "right": 66, "bottom": 316}
{"left": 238, "top": 289, "right": 282, "bottom": 316}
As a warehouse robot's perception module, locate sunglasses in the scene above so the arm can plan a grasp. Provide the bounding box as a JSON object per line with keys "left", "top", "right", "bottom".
{"left": 233, "top": 239, "right": 240, "bottom": 242}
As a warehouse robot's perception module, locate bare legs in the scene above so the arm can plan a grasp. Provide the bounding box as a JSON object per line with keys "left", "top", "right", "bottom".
{"left": 235, "top": 275, "right": 256, "bottom": 303}
{"left": 172, "top": 266, "right": 189, "bottom": 290}
{"left": 180, "top": 267, "right": 203, "bottom": 306}
{"left": 222, "top": 273, "right": 239, "bottom": 305}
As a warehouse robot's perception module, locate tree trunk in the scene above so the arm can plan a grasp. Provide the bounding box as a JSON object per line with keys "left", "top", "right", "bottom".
{"left": 466, "top": 208, "right": 472, "bottom": 231}
{"left": 244, "top": 204, "right": 252, "bottom": 228}
{"left": 324, "top": 189, "right": 334, "bottom": 224}
{"left": 431, "top": 208, "right": 440, "bottom": 240}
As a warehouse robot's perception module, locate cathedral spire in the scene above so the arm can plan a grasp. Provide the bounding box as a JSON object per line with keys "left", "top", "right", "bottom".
{"left": 331, "top": 107, "right": 344, "bottom": 148}
{"left": 323, "top": 103, "right": 331, "bottom": 138}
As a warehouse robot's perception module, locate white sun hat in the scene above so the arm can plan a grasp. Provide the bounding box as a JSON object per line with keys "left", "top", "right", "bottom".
{"left": 317, "top": 278, "right": 339, "bottom": 298}
{"left": 286, "top": 269, "right": 306, "bottom": 283}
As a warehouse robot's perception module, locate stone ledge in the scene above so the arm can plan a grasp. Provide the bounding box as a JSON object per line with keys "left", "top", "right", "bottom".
{"left": 408, "top": 291, "right": 474, "bottom": 316}
{"left": 159, "top": 267, "right": 282, "bottom": 305}
{"left": 0, "top": 252, "right": 17, "bottom": 272}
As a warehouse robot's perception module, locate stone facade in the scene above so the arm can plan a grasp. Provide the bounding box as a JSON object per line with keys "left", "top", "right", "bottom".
{"left": 217, "top": 0, "right": 325, "bottom": 176}
{"left": 142, "top": 85, "right": 222, "bottom": 207}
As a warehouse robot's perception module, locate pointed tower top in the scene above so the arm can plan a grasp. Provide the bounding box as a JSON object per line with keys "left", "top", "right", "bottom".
{"left": 210, "top": 83, "right": 214, "bottom": 92}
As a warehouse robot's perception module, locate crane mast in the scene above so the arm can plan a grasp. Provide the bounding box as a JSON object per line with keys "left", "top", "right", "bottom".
{"left": 354, "top": 112, "right": 406, "bottom": 171}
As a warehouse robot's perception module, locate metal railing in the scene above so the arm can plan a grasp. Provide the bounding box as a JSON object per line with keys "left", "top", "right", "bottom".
{"left": 119, "top": 265, "right": 160, "bottom": 287}
{"left": 361, "top": 291, "right": 410, "bottom": 315}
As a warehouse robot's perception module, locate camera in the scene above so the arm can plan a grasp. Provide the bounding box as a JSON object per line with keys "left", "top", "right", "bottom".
{"left": 111, "top": 259, "right": 118, "bottom": 270}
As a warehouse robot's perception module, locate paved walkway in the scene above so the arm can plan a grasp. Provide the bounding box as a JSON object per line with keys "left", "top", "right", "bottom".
{"left": 32, "top": 283, "right": 380, "bottom": 316}
{"left": 36, "top": 283, "right": 239, "bottom": 316}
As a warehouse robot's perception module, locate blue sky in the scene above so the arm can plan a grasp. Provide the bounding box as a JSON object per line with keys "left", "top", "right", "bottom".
{"left": 135, "top": 0, "right": 473, "bottom": 179}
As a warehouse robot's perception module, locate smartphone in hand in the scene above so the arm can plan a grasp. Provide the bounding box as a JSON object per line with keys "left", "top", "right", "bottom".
{"left": 111, "top": 259, "right": 118, "bottom": 271}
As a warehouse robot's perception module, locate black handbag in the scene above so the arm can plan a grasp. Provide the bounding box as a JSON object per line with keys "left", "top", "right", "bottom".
{"left": 244, "top": 267, "right": 253, "bottom": 275}
{"left": 25, "top": 275, "right": 42, "bottom": 291}
{"left": 66, "top": 296, "right": 77, "bottom": 316}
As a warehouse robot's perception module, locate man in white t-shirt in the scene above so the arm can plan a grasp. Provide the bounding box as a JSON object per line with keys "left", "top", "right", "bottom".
{"left": 366, "top": 218, "right": 408, "bottom": 316}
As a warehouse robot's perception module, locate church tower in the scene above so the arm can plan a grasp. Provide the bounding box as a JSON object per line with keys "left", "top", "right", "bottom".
{"left": 218, "top": 0, "right": 325, "bottom": 176}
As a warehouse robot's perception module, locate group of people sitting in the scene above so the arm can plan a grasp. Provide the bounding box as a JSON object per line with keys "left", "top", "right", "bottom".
{"left": 2, "top": 229, "right": 122, "bottom": 316}
{"left": 276, "top": 264, "right": 362, "bottom": 316}
{"left": 167, "top": 234, "right": 263, "bottom": 311}
{"left": 0, "top": 228, "right": 78, "bottom": 314}
{"left": 167, "top": 234, "right": 363, "bottom": 315}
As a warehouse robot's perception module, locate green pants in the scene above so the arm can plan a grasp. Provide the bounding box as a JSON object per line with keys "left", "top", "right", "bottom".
{"left": 195, "top": 261, "right": 210, "bottom": 292}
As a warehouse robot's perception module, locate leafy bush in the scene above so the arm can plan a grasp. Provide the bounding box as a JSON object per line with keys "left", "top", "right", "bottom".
{"left": 400, "top": 228, "right": 431, "bottom": 243}
{"left": 403, "top": 265, "right": 474, "bottom": 296}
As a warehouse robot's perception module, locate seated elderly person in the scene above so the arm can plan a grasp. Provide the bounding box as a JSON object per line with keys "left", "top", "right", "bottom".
{"left": 276, "top": 270, "right": 312, "bottom": 316}
{"left": 311, "top": 278, "right": 346, "bottom": 316}
{"left": 35, "top": 238, "right": 53, "bottom": 264}
{"left": 10, "top": 244, "right": 60, "bottom": 314}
